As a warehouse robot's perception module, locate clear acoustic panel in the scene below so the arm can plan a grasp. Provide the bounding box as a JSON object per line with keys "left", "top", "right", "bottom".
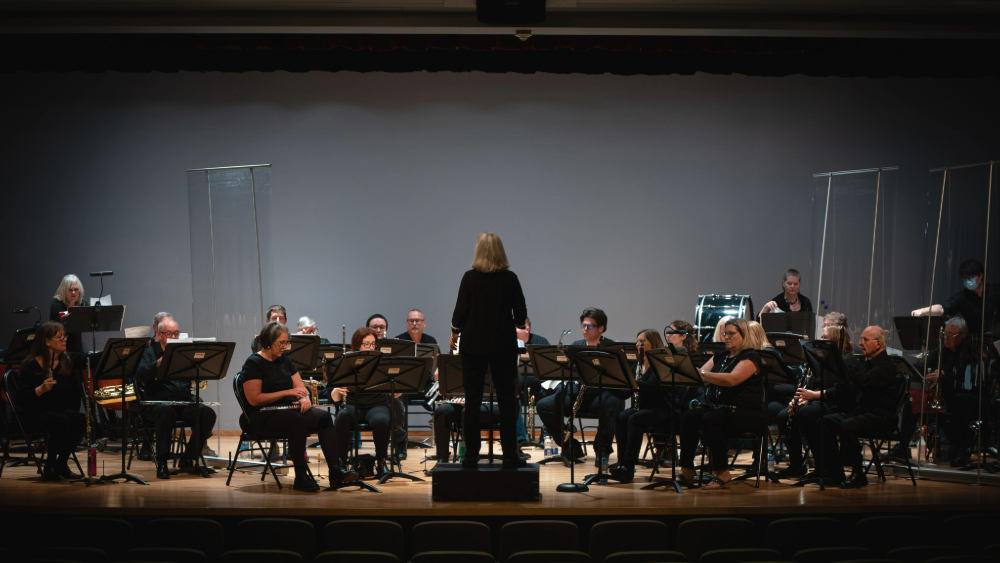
{"left": 810, "top": 168, "right": 899, "bottom": 346}
{"left": 917, "top": 162, "right": 998, "bottom": 479}
{"left": 188, "top": 166, "right": 271, "bottom": 435}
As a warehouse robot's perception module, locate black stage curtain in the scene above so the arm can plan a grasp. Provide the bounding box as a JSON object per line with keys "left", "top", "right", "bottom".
{"left": 2, "top": 34, "right": 998, "bottom": 77}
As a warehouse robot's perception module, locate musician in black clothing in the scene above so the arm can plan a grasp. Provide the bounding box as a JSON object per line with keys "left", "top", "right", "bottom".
{"left": 135, "top": 317, "right": 217, "bottom": 480}
{"left": 394, "top": 309, "right": 438, "bottom": 344}
{"left": 797, "top": 326, "right": 897, "bottom": 488}
{"left": 912, "top": 259, "right": 998, "bottom": 339}
{"left": 431, "top": 397, "right": 499, "bottom": 461}
{"left": 334, "top": 327, "right": 403, "bottom": 475}
{"left": 50, "top": 274, "right": 85, "bottom": 355}
{"left": 13, "top": 322, "right": 86, "bottom": 481}
{"left": 449, "top": 232, "right": 528, "bottom": 469}
{"left": 536, "top": 307, "right": 628, "bottom": 465}
{"left": 677, "top": 318, "right": 768, "bottom": 489}
{"left": 610, "top": 329, "right": 673, "bottom": 483}
{"left": 241, "top": 321, "right": 357, "bottom": 492}
{"left": 367, "top": 314, "right": 389, "bottom": 339}
{"left": 759, "top": 269, "right": 814, "bottom": 315}
{"left": 250, "top": 305, "right": 288, "bottom": 353}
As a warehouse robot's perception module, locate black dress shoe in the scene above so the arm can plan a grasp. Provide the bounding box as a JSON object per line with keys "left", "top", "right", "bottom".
{"left": 41, "top": 468, "right": 62, "bottom": 482}
{"left": 518, "top": 448, "right": 530, "bottom": 460}
{"left": 55, "top": 466, "right": 83, "bottom": 480}
{"left": 327, "top": 465, "right": 360, "bottom": 485}
{"left": 776, "top": 464, "right": 807, "bottom": 478}
{"left": 502, "top": 457, "right": 528, "bottom": 469}
{"left": 609, "top": 465, "right": 634, "bottom": 483}
{"left": 293, "top": 474, "right": 321, "bottom": 492}
{"left": 137, "top": 443, "right": 153, "bottom": 462}
{"left": 156, "top": 463, "right": 171, "bottom": 480}
{"left": 375, "top": 457, "right": 390, "bottom": 476}
{"left": 951, "top": 449, "right": 971, "bottom": 468}
{"left": 461, "top": 455, "right": 479, "bottom": 469}
{"left": 839, "top": 472, "right": 868, "bottom": 489}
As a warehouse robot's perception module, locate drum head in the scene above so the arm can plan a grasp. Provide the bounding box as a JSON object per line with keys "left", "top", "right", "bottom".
{"left": 695, "top": 294, "right": 755, "bottom": 342}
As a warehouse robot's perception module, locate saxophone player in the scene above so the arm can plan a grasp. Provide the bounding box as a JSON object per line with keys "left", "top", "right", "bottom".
{"left": 536, "top": 308, "right": 626, "bottom": 465}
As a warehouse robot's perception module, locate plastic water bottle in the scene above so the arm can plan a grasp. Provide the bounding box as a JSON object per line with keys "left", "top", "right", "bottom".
{"left": 544, "top": 436, "right": 554, "bottom": 457}
{"left": 767, "top": 447, "right": 775, "bottom": 475}
{"left": 600, "top": 456, "right": 609, "bottom": 484}
{"left": 457, "top": 440, "right": 467, "bottom": 463}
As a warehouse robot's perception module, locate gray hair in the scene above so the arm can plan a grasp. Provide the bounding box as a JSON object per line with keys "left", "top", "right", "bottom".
{"left": 157, "top": 317, "right": 178, "bottom": 332}
{"left": 53, "top": 274, "right": 84, "bottom": 306}
{"left": 945, "top": 316, "right": 968, "bottom": 335}
{"left": 152, "top": 312, "right": 173, "bottom": 330}
{"left": 868, "top": 326, "right": 887, "bottom": 348}
{"left": 297, "top": 316, "right": 316, "bottom": 331}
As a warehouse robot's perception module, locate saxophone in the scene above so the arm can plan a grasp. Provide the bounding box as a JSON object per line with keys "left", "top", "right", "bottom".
{"left": 563, "top": 382, "right": 587, "bottom": 442}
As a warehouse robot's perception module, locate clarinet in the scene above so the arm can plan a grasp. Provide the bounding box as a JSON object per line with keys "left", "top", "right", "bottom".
{"left": 787, "top": 368, "right": 813, "bottom": 425}
{"left": 83, "top": 354, "right": 97, "bottom": 483}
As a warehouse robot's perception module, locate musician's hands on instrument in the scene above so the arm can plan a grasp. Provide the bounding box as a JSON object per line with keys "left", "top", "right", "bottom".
{"left": 448, "top": 333, "right": 459, "bottom": 354}
{"left": 331, "top": 387, "right": 347, "bottom": 402}
{"left": 36, "top": 377, "right": 57, "bottom": 395}
{"left": 926, "top": 370, "right": 939, "bottom": 381}
{"left": 793, "top": 388, "right": 820, "bottom": 403}
{"left": 287, "top": 387, "right": 309, "bottom": 399}
{"left": 761, "top": 301, "right": 779, "bottom": 314}
{"left": 298, "top": 397, "right": 312, "bottom": 413}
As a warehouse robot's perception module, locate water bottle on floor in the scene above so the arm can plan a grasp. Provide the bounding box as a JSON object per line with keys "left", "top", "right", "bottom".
{"left": 458, "top": 439, "right": 467, "bottom": 463}
{"left": 544, "top": 436, "right": 554, "bottom": 457}
{"left": 600, "top": 456, "right": 609, "bottom": 484}
{"left": 767, "top": 447, "right": 775, "bottom": 476}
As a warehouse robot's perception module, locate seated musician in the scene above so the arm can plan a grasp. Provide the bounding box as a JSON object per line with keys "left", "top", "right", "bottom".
{"left": 334, "top": 327, "right": 404, "bottom": 476}
{"left": 776, "top": 324, "right": 852, "bottom": 477}
{"left": 50, "top": 274, "right": 85, "bottom": 355}
{"left": 759, "top": 269, "right": 814, "bottom": 315}
{"left": 917, "top": 317, "right": 989, "bottom": 468}
{"left": 135, "top": 317, "right": 217, "bottom": 480}
{"left": 431, "top": 388, "right": 499, "bottom": 462}
{"left": 240, "top": 321, "right": 357, "bottom": 492}
{"left": 824, "top": 311, "right": 848, "bottom": 329}
{"left": 664, "top": 320, "right": 701, "bottom": 412}
{"left": 251, "top": 305, "right": 287, "bottom": 353}
{"left": 367, "top": 314, "right": 388, "bottom": 339}
{"left": 912, "top": 258, "right": 998, "bottom": 339}
{"left": 13, "top": 321, "right": 86, "bottom": 481}
{"left": 609, "top": 328, "right": 672, "bottom": 483}
{"left": 713, "top": 316, "right": 734, "bottom": 343}
{"left": 297, "top": 316, "right": 332, "bottom": 345}
{"left": 796, "top": 326, "right": 896, "bottom": 488}
{"left": 677, "top": 318, "right": 768, "bottom": 489}
{"left": 537, "top": 308, "right": 628, "bottom": 465}
{"left": 394, "top": 309, "right": 438, "bottom": 344}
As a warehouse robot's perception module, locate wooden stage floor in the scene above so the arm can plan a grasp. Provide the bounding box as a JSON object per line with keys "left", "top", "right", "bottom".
{"left": 2, "top": 436, "right": 999, "bottom": 517}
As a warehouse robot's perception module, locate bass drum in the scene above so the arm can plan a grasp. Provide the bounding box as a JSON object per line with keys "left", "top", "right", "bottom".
{"left": 695, "top": 295, "right": 754, "bottom": 342}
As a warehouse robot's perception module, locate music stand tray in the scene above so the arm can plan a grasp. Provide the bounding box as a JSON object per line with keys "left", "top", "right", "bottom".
{"left": 894, "top": 316, "right": 946, "bottom": 351}
{"left": 364, "top": 356, "right": 433, "bottom": 483}
{"left": 92, "top": 337, "right": 150, "bottom": 485}
{"left": 761, "top": 312, "right": 815, "bottom": 339}
{"left": 155, "top": 341, "right": 236, "bottom": 478}
{"left": 767, "top": 333, "right": 808, "bottom": 365}
{"left": 0, "top": 327, "right": 37, "bottom": 364}
{"left": 569, "top": 348, "right": 636, "bottom": 486}
{"left": 641, "top": 347, "right": 705, "bottom": 493}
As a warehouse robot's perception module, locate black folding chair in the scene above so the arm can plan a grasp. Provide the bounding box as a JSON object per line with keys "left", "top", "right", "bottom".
{"left": 1, "top": 368, "right": 82, "bottom": 477}
{"left": 227, "top": 372, "right": 284, "bottom": 489}
{"left": 859, "top": 375, "right": 916, "bottom": 485}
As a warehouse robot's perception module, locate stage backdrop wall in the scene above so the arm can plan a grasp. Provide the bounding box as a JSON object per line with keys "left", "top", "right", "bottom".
{"left": 1, "top": 70, "right": 997, "bottom": 430}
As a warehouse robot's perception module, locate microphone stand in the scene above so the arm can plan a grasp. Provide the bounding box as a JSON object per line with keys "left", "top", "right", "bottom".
{"left": 555, "top": 330, "right": 589, "bottom": 493}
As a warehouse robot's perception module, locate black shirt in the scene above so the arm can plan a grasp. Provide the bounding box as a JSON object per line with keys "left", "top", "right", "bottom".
{"left": 708, "top": 349, "right": 764, "bottom": 411}
{"left": 50, "top": 298, "right": 84, "bottom": 354}
{"left": 14, "top": 355, "right": 79, "bottom": 413}
{"left": 135, "top": 342, "right": 192, "bottom": 402}
{"left": 832, "top": 350, "right": 897, "bottom": 418}
{"left": 942, "top": 284, "right": 998, "bottom": 337}
{"left": 394, "top": 332, "right": 438, "bottom": 345}
{"left": 770, "top": 292, "right": 814, "bottom": 313}
{"left": 451, "top": 269, "right": 528, "bottom": 355}
{"left": 524, "top": 333, "right": 550, "bottom": 346}
{"left": 241, "top": 353, "right": 298, "bottom": 415}
{"left": 634, "top": 362, "right": 668, "bottom": 411}
{"left": 920, "top": 341, "right": 980, "bottom": 395}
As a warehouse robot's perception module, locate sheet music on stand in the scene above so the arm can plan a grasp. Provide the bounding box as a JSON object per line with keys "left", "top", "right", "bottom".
{"left": 760, "top": 312, "right": 815, "bottom": 340}
{"left": 0, "top": 327, "right": 37, "bottom": 364}
{"left": 766, "top": 333, "right": 808, "bottom": 365}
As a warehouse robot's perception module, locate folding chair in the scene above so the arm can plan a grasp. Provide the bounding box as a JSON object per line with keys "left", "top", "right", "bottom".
{"left": 859, "top": 376, "right": 916, "bottom": 485}
{"left": 226, "top": 372, "right": 284, "bottom": 489}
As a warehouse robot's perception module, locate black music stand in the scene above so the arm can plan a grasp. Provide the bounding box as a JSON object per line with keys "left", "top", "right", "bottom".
{"left": 326, "top": 350, "right": 383, "bottom": 493}
{"left": 375, "top": 338, "right": 419, "bottom": 356}
{"left": 791, "top": 340, "right": 848, "bottom": 491}
{"left": 0, "top": 327, "right": 37, "bottom": 364}
{"left": 601, "top": 341, "right": 640, "bottom": 365}
{"left": 767, "top": 333, "right": 808, "bottom": 365}
{"left": 737, "top": 348, "right": 799, "bottom": 484}
{"left": 90, "top": 338, "right": 149, "bottom": 485}
{"left": 155, "top": 342, "right": 236, "bottom": 478}
{"left": 363, "top": 356, "right": 434, "bottom": 483}
{"left": 894, "top": 316, "right": 946, "bottom": 351}
{"left": 700, "top": 342, "right": 727, "bottom": 354}
{"left": 761, "top": 312, "right": 816, "bottom": 339}
{"left": 528, "top": 344, "right": 590, "bottom": 491}
{"left": 570, "top": 348, "right": 636, "bottom": 486}
{"left": 258, "top": 335, "right": 320, "bottom": 373}
{"left": 437, "top": 354, "right": 502, "bottom": 464}
{"left": 641, "top": 346, "right": 705, "bottom": 492}
{"left": 65, "top": 305, "right": 126, "bottom": 353}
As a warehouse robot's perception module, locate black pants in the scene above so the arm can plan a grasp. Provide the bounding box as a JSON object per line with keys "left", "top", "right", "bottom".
{"left": 250, "top": 407, "right": 338, "bottom": 472}
{"left": 801, "top": 410, "right": 893, "bottom": 478}
{"left": 19, "top": 409, "right": 87, "bottom": 469}
{"left": 461, "top": 352, "right": 519, "bottom": 462}
{"left": 335, "top": 401, "right": 401, "bottom": 459}
{"left": 943, "top": 391, "right": 983, "bottom": 450}
{"left": 537, "top": 384, "right": 624, "bottom": 458}
{"left": 679, "top": 406, "right": 767, "bottom": 472}
{"left": 145, "top": 403, "right": 216, "bottom": 460}
{"left": 615, "top": 407, "right": 672, "bottom": 470}
{"left": 434, "top": 402, "right": 499, "bottom": 459}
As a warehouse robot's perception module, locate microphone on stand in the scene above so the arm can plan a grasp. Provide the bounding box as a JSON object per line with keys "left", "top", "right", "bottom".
{"left": 89, "top": 271, "right": 113, "bottom": 277}
{"left": 13, "top": 306, "right": 41, "bottom": 328}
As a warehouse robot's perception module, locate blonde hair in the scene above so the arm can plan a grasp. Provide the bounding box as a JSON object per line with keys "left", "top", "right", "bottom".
{"left": 713, "top": 316, "right": 734, "bottom": 343}
{"left": 470, "top": 232, "right": 510, "bottom": 273}
{"left": 53, "top": 274, "right": 84, "bottom": 306}
{"left": 823, "top": 325, "right": 854, "bottom": 355}
{"left": 746, "top": 321, "right": 772, "bottom": 350}
{"left": 724, "top": 318, "right": 757, "bottom": 353}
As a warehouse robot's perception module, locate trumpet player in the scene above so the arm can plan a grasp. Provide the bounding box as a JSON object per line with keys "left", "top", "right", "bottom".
{"left": 13, "top": 321, "right": 86, "bottom": 481}
{"left": 136, "top": 317, "right": 217, "bottom": 480}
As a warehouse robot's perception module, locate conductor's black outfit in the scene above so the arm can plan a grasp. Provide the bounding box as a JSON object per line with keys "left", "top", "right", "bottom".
{"left": 135, "top": 342, "right": 216, "bottom": 466}
{"left": 450, "top": 268, "right": 528, "bottom": 467}
{"left": 13, "top": 355, "right": 86, "bottom": 478}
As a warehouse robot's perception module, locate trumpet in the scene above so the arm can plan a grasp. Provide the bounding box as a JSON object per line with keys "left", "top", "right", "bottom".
{"left": 94, "top": 384, "right": 136, "bottom": 405}
{"left": 190, "top": 380, "right": 209, "bottom": 392}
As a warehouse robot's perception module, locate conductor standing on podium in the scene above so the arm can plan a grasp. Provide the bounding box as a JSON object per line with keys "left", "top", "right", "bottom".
{"left": 450, "top": 232, "right": 529, "bottom": 470}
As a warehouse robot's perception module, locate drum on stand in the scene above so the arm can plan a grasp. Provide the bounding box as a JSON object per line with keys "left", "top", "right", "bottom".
{"left": 695, "top": 294, "right": 754, "bottom": 342}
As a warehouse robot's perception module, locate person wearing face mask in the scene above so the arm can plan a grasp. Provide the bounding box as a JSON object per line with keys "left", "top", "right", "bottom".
{"left": 912, "top": 259, "right": 998, "bottom": 340}
{"left": 609, "top": 328, "right": 672, "bottom": 483}
{"left": 759, "top": 269, "right": 814, "bottom": 316}
{"left": 50, "top": 274, "right": 86, "bottom": 355}
{"left": 796, "top": 326, "right": 897, "bottom": 488}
